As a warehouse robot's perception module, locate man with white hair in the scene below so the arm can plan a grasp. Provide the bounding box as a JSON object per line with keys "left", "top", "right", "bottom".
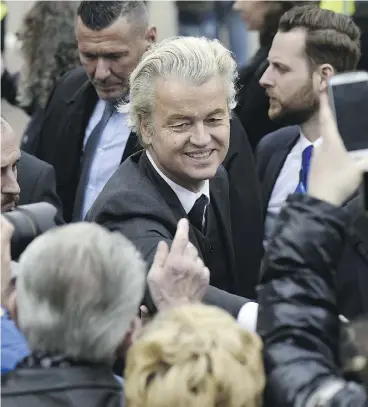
{"left": 1, "top": 222, "right": 146, "bottom": 405}
{"left": 88, "top": 36, "right": 258, "bottom": 322}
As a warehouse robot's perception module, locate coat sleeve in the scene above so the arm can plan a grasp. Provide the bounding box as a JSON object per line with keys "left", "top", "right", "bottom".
{"left": 257, "top": 194, "right": 367, "bottom": 407}
{"left": 31, "top": 164, "right": 64, "bottom": 225}
{"left": 90, "top": 209, "right": 249, "bottom": 319}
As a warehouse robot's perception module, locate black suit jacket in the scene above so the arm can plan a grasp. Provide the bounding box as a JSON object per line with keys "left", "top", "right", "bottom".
{"left": 87, "top": 151, "right": 249, "bottom": 318}
{"left": 25, "top": 67, "right": 141, "bottom": 223}
{"left": 256, "top": 126, "right": 368, "bottom": 319}
{"left": 17, "top": 151, "right": 64, "bottom": 224}
{"left": 23, "top": 68, "right": 263, "bottom": 296}
{"left": 234, "top": 45, "right": 281, "bottom": 152}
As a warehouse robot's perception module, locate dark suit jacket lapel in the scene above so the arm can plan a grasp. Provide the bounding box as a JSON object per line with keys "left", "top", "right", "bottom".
{"left": 139, "top": 153, "right": 204, "bottom": 256}
{"left": 121, "top": 132, "right": 142, "bottom": 163}
{"left": 209, "top": 173, "right": 238, "bottom": 285}
{"left": 261, "top": 132, "right": 299, "bottom": 215}
{"left": 60, "top": 80, "right": 98, "bottom": 183}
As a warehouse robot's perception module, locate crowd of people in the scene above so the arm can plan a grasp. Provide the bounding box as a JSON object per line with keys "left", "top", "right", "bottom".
{"left": 1, "top": 1, "right": 368, "bottom": 406}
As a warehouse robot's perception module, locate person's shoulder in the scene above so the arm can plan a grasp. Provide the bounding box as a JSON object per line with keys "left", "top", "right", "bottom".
{"left": 18, "top": 151, "right": 53, "bottom": 179}
{"left": 257, "top": 125, "right": 299, "bottom": 154}
{"left": 57, "top": 66, "right": 88, "bottom": 88}
{"left": 87, "top": 155, "right": 164, "bottom": 221}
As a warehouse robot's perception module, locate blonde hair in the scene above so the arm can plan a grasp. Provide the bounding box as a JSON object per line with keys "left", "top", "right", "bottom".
{"left": 123, "top": 36, "right": 238, "bottom": 146}
{"left": 125, "top": 304, "right": 265, "bottom": 407}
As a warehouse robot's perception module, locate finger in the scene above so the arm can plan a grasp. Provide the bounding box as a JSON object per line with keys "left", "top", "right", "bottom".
{"left": 356, "top": 157, "right": 368, "bottom": 173}
{"left": 171, "top": 218, "right": 189, "bottom": 255}
{"left": 319, "top": 92, "right": 343, "bottom": 147}
{"left": 202, "top": 266, "right": 210, "bottom": 284}
{"left": 1, "top": 216, "right": 14, "bottom": 240}
{"left": 184, "top": 242, "right": 198, "bottom": 260}
{"left": 152, "top": 240, "right": 169, "bottom": 269}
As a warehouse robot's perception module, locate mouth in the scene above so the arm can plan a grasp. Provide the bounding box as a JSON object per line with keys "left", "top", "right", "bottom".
{"left": 185, "top": 149, "right": 214, "bottom": 160}
{"left": 1, "top": 202, "right": 16, "bottom": 212}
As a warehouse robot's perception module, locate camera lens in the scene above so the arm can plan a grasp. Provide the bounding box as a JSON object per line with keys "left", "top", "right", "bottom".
{"left": 3, "top": 203, "right": 58, "bottom": 260}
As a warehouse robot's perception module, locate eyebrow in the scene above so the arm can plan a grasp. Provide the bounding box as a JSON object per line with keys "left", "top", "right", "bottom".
{"left": 167, "top": 109, "right": 226, "bottom": 121}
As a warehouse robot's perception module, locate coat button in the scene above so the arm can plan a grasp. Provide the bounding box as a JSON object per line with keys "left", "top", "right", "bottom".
{"left": 209, "top": 245, "right": 214, "bottom": 252}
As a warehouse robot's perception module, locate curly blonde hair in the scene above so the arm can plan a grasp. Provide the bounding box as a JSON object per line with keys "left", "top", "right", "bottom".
{"left": 125, "top": 304, "right": 265, "bottom": 407}
{"left": 16, "top": 1, "right": 80, "bottom": 109}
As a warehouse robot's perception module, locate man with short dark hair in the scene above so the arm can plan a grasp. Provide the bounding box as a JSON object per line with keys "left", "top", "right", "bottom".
{"left": 256, "top": 5, "right": 367, "bottom": 319}
{"left": 26, "top": 1, "right": 157, "bottom": 223}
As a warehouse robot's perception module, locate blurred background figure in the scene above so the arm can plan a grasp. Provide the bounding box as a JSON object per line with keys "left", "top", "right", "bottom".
{"left": 1, "top": 1, "right": 80, "bottom": 148}
{"left": 352, "top": 1, "right": 368, "bottom": 71}
{"left": 233, "top": 0, "right": 314, "bottom": 152}
{"left": 1, "top": 1, "right": 7, "bottom": 56}
{"left": 176, "top": 1, "right": 217, "bottom": 39}
{"left": 214, "top": 1, "right": 248, "bottom": 67}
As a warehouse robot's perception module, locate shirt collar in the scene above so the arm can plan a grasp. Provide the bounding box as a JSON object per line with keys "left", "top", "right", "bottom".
{"left": 299, "top": 128, "right": 323, "bottom": 148}
{"left": 146, "top": 151, "right": 210, "bottom": 214}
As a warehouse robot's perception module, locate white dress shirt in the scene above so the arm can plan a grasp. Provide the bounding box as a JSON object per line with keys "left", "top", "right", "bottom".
{"left": 264, "top": 132, "right": 322, "bottom": 246}
{"left": 146, "top": 151, "right": 210, "bottom": 213}
{"left": 146, "top": 151, "right": 258, "bottom": 331}
{"left": 82, "top": 99, "right": 131, "bottom": 219}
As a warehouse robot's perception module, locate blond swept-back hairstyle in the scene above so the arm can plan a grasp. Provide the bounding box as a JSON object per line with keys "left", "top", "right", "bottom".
{"left": 124, "top": 36, "right": 238, "bottom": 147}
{"left": 125, "top": 304, "right": 265, "bottom": 407}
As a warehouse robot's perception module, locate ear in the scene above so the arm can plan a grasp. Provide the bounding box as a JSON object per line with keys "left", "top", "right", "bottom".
{"left": 140, "top": 116, "right": 153, "bottom": 147}
{"left": 318, "top": 63, "right": 335, "bottom": 92}
{"left": 145, "top": 26, "right": 157, "bottom": 44}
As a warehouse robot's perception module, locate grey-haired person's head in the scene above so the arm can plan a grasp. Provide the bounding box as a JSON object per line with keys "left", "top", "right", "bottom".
{"left": 15, "top": 222, "right": 146, "bottom": 364}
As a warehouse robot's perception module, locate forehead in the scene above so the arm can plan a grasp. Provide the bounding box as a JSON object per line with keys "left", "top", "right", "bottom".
{"left": 154, "top": 76, "right": 228, "bottom": 117}
{"left": 76, "top": 17, "right": 138, "bottom": 51}
{"left": 1, "top": 126, "right": 20, "bottom": 165}
{"left": 269, "top": 28, "right": 307, "bottom": 64}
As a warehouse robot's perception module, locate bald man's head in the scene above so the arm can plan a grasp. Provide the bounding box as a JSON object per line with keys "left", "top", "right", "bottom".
{"left": 1, "top": 118, "right": 21, "bottom": 212}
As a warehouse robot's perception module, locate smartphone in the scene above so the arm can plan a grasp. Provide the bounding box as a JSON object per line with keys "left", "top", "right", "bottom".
{"left": 328, "top": 71, "right": 368, "bottom": 157}
{"left": 328, "top": 71, "right": 368, "bottom": 210}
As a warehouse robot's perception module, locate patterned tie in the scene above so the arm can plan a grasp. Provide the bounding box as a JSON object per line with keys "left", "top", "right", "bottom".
{"left": 295, "top": 145, "right": 313, "bottom": 194}
{"left": 188, "top": 195, "right": 209, "bottom": 233}
{"left": 72, "top": 102, "right": 116, "bottom": 221}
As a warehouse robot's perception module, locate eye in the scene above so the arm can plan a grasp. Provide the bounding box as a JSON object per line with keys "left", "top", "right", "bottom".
{"left": 206, "top": 117, "right": 222, "bottom": 125}
{"left": 172, "top": 122, "right": 191, "bottom": 130}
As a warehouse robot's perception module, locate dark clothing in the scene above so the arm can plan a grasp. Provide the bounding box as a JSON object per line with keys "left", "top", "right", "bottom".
{"left": 235, "top": 45, "right": 281, "bottom": 152}
{"left": 176, "top": 1, "right": 215, "bottom": 23}
{"left": 18, "top": 151, "right": 64, "bottom": 225}
{"left": 257, "top": 193, "right": 368, "bottom": 407}
{"left": 2, "top": 364, "right": 123, "bottom": 407}
{"left": 256, "top": 126, "right": 368, "bottom": 319}
{"left": 25, "top": 67, "right": 263, "bottom": 298}
{"left": 87, "top": 151, "right": 250, "bottom": 318}
{"left": 26, "top": 67, "right": 141, "bottom": 223}
{"left": 223, "top": 114, "right": 263, "bottom": 299}
{"left": 353, "top": 3, "right": 368, "bottom": 71}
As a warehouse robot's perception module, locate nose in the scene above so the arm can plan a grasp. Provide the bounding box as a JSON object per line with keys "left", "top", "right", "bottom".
{"left": 2, "top": 169, "right": 20, "bottom": 195}
{"left": 259, "top": 65, "right": 273, "bottom": 89}
{"left": 190, "top": 122, "right": 212, "bottom": 147}
{"left": 94, "top": 57, "right": 111, "bottom": 82}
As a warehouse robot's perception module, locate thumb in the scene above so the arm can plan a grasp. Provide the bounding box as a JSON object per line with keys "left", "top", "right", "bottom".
{"left": 152, "top": 240, "right": 169, "bottom": 269}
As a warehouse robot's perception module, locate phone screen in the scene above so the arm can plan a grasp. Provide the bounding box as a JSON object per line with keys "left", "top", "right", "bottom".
{"left": 330, "top": 79, "right": 368, "bottom": 153}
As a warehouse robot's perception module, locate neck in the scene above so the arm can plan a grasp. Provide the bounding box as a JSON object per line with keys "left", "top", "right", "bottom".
{"left": 300, "top": 111, "right": 320, "bottom": 142}
{"left": 147, "top": 150, "right": 204, "bottom": 193}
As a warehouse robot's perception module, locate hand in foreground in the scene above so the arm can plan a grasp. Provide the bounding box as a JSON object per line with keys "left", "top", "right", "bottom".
{"left": 147, "top": 218, "right": 210, "bottom": 311}
{"left": 308, "top": 92, "right": 368, "bottom": 206}
{"left": 1, "top": 216, "right": 14, "bottom": 304}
